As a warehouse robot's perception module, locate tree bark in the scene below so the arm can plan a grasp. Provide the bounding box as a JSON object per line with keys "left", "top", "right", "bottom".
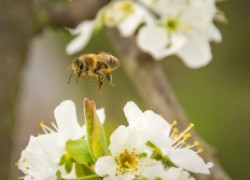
{"left": 107, "top": 29, "right": 231, "bottom": 180}
{"left": 0, "top": 0, "right": 34, "bottom": 179}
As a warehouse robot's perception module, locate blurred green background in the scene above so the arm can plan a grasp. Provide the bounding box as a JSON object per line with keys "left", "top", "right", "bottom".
{"left": 11, "top": 0, "right": 250, "bottom": 179}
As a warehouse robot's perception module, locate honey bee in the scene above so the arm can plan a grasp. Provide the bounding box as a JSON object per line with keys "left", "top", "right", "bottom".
{"left": 68, "top": 52, "right": 120, "bottom": 91}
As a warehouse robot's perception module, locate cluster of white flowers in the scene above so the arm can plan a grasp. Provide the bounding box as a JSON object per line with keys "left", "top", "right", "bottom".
{"left": 66, "top": 0, "right": 222, "bottom": 68}
{"left": 18, "top": 100, "right": 212, "bottom": 180}
{"left": 17, "top": 100, "right": 105, "bottom": 179}
{"left": 95, "top": 101, "right": 212, "bottom": 179}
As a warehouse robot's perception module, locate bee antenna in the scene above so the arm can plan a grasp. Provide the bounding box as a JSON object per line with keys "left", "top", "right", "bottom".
{"left": 68, "top": 71, "right": 73, "bottom": 84}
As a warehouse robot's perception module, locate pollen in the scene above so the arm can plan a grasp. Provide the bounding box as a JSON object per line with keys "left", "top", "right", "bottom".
{"left": 183, "top": 133, "right": 191, "bottom": 138}
{"left": 22, "top": 158, "right": 26, "bottom": 163}
{"left": 197, "top": 148, "right": 204, "bottom": 153}
{"left": 115, "top": 148, "right": 139, "bottom": 174}
{"left": 173, "top": 128, "right": 178, "bottom": 133}
{"left": 105, "top": 68, "right": 111, "bottom": 73}
{"left": 194, "top": 141, "right": 200, "bottom": 146}
{"left": 172, "top": 120, "right": 177, "bottom": 126}
{"left": 170, "top": 120, "right": 205, "bottom": 152}
{"left": 39, "top": 121, "right": 44, "bottom": 127}
{"left": 15, "top": 162, "right": 18, "bottom": 167}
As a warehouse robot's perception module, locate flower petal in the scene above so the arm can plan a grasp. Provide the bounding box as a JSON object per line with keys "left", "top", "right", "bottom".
{"left": 26, "top": 134, "right": 65, "bottom": 162}
{"left": 140, "top": 110, "right": 172, "bottom": 148}
{"left": 66, "top": 20, "right": 95, "bottom": 55}
{"left": 109, "top": 125, "right": 130, "bottom": 154}
{"left": 95, "top": 156, "right": 117, "bottom": 177}
{"left": 177, "top": 36, "right": 212, "bottom": 68}
{"left": 118, "top": 4, "right": 154, "bottom": 37}
{"left": 137, "top": 25, "right": 186, "bottom": 60}
{"left": 124, "top": 101, "right": 143, "bottom": 125}
{"left": 96, "top": 108, "right": 105, "bottom": 124}
{"left": 18, "top": 151, "right": 57, "bottom": 180}
{"left": 207, "top": 24, "right": 222, "bottom": 42}
{"left": 169, "top": 149, "right": 211, "bottom": 174}
{"left": 164, "top": 167, "right": 195, "bottom": 180}
{"left": 54, "top": 100, "right": 82, "bottom": 140}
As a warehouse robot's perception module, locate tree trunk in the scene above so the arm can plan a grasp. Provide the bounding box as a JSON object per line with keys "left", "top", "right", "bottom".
{"left": 0, "top": 0, "right": 34, "bottom": 179}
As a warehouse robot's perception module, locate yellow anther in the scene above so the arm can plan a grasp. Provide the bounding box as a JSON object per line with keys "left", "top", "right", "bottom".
{"left": 18, "top": 177, "right": 22, "bottom": 180}
{"left": 15, "top": 162, "right": 18, "bottom": 167}
{"left": 194, "top": 141, "right": 200, "bottom": 146}
{"left": 183, "top": 133, "right": 191, "bottom": 138}
{"left": 182, "top": 141, "right": 186, "bottom": 145}
{"left": 197, "top": 148, "right": 204, "bottom": 153}
{"left": 189, "top": 123, "right": 194, "bottom": 128}
{"left": 40, "top": 121, "right": 44, "bottom": 127}
{"left": 173, "top": 128, "right": 178, "bottom": 133}
{"left": 22, "top": 158, "right": 26, "bottom": 163}
{"left": 172, "top": 120, "right": 177, "bottom": 125}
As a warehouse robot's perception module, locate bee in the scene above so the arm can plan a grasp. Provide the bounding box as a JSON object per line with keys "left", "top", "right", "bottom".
{"left": 68, "top": 52, "right": 120, "bottom": 91}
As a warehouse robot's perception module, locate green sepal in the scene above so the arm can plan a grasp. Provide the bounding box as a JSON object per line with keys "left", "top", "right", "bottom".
{"left": 65, "top": 158, "right": 73, "bottom": 173}
{"left": 75, "top": 163, "right": 95, "bottom": 177}
{"left": 56, "top": 170, "right": 62, "bottom": 180}
{"left": 146, "top": 141, "right": 176, "bottom": 168}
{"left": 58, "top": 154, "right": 74, "bottom": 173}
{"left": 66, "top": 138, "right": 94, "bottom": 165}
{"left": 84, "top": 98, "right": 109, "bottom": 161}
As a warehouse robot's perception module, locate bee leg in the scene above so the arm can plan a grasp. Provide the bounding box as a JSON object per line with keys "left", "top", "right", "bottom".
{"left": 94, "top": 70, "right": 104, "bottom": 92}
{"left": 105, "top": 67, "right": 113, "bottom": 85}
{"left": 97, "top": 74, "right": 104, "bottom": 92}
{"left": 85, "top": 65, "right": 90, "bottom": 79}
{"left": 105, "top": 73, "right": 113, "bottom": 85}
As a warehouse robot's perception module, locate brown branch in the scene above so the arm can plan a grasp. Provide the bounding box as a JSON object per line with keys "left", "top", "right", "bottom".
{"left": 106, "top": 29, "right": 231, "bottom": 180}
{"left": 34, "top": 0, "right": 110, "bottom": 28}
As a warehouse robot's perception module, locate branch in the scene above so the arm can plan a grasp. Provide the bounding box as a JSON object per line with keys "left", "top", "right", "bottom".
{"left": 35, "top": 0, "right": 110, "bottom": 28}
{"left": 106, "top": 29, "right": 231, "bottom": 180}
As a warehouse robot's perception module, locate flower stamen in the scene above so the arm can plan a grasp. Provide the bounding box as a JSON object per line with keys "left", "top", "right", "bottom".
{"left": 39, "top": 121, "right": 56, "bottom": 134}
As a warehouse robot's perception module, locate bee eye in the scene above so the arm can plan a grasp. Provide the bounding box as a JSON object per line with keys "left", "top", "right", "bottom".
{"left": 79, "top": 62, "right": 83, "bottom": 70}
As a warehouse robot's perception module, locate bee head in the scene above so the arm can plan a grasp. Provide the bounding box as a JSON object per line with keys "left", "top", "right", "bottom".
{"left": 72, "top": 58, "right": 84, "bottom": 75}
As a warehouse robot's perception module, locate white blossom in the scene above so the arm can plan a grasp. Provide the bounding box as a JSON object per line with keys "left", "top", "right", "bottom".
{"left": 66, "top": 0, "right": 154, "bottom": 55}
{"left": 137, "top": 0, "right": 222, "bottom": 68}
{"left": 95, "top": 125, "right": 159, "bottom": 179}
{"left": 142, "top": 164, "right": 195, "bottom": 180}
{"left": 18, "top": 100, "right": 105, "bottom": 180}
{"left": 123, "top": 101, "right": 213, "bottom": 174}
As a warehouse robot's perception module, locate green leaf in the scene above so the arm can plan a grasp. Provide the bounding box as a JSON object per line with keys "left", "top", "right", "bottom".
{"left": 84, "top": 98, "right": 109, "bottom": 161}
{"left": 66, "top": 139, "right": 94, "bottom": 165}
